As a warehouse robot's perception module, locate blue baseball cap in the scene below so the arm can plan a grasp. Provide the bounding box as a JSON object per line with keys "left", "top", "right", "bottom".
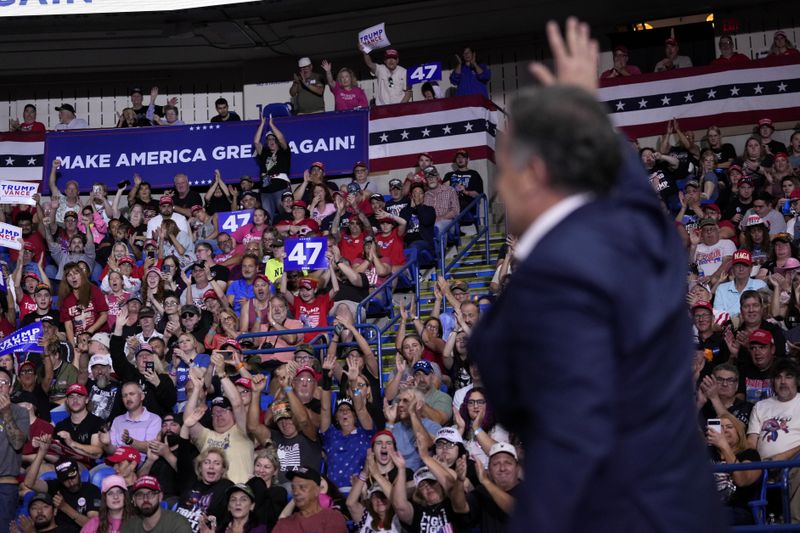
{"left": 413, "top": 360, "right": 434, "bottom": 375}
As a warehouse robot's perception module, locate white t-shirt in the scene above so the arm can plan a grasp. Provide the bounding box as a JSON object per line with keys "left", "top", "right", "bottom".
{"left": 145, "top": 212, "right": 190, "bottom": 237}
{"left": 748, "top": 394, "right": 800, "bottom": 459}
{"left": 374, "top": 64, "right": 408, "bottom": 106}
{"left": 694, "top": 239, "right": 736, "bottom": 278}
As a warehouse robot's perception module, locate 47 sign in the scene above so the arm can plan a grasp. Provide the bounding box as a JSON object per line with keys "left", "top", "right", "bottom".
{"left": 284, "top": 237, "right": 328, "bottom": 271}
{"left": 408, "top": 62, "right": 442, "bottom": 85}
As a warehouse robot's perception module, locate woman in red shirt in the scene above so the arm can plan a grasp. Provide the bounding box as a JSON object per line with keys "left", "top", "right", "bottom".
{"left": 374, "top": 212, "right": 408, "bottom": 273}
{"left": 58, "top": 262, "right": 109, "bottom": 344}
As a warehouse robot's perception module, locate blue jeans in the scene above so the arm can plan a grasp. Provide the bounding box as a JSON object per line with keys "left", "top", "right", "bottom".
{"left": 260, "top": 183, "right": 290, "bottom": 222}
{"left": 0, "top": 482, "right": 18, "bottom": 532}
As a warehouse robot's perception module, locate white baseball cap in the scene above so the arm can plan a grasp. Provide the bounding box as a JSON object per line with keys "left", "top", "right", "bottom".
{"left": 413, "top": 466, "right": 437, "bottom": 486}
{"left": 489, "top": 442, "right": 518, "bottom": 460}
{"left": 88, "top": 354, "right": 113, "bottom": 369}
{"left": 297, "top": 57, "right": 311, "bottom": 68}
{"left": 435, "top": 427, "right": 464, "bottom": 445}
{"left": 90, "top": 332, "right": 111, "bottom": 349}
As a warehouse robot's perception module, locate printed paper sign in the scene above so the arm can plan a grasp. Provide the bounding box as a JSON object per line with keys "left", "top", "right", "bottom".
{"left": 408, "top": 63, "right": 442, "bottom": 85}
{"left": 0, "top": 222, "right": 22, "bottom": 250}
{"left": 358, "top": 23, "right": 391, "bottom": 53}
{"left": 0, "top": 323, "right": 44, "bottom": 357}
{"left": 0, "top": 180, "right": 38, "bottom": 206}
{"left": 217, "top": 209, "right": 253, "bottom": 234}
{"left": 284, "top": 237, "right": 328, "bottom": 271}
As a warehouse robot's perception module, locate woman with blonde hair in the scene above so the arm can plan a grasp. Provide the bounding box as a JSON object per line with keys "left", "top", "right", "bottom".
{"left": 176, "top": 447, "right": 234, "bottom": 532}
{"left": 322, "top": 60, "right": 369, "bottom": 111}
{"left": 707, "top": 413, "right": 762, "bottom": 525}
{"left": 246, "top": 448, "right": 288, "bottom": 530}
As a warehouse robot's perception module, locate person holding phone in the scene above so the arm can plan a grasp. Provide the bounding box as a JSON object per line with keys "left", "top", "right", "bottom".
{"left": 707, "top": 414, "right": 762, "bottom": 525}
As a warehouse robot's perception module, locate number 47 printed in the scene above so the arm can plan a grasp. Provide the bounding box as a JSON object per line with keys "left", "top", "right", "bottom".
{"left": 408, "top": 62, "right": 442, "bottom": 85}
{"left": 284, "top": 237, "right": 328, "bottom": 271}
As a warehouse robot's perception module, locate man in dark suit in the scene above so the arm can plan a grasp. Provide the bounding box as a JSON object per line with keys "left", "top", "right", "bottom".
{"left": 469, "top": 18, "right": 726, "bottom": 532}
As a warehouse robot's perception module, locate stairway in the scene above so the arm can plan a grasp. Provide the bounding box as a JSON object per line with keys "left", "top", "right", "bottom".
{"left": 375, "top": 232, "right": 507, "bottom": 383}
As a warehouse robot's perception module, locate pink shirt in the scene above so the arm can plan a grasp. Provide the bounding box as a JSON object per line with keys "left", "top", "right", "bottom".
{"left": 331, "top": 83, "right": 369, "bottom": 111}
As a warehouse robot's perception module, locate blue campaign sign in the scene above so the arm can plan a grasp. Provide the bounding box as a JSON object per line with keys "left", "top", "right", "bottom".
{"left": 217, "top": 209, "right": 253, "bottom": 234}
{"left": 284, "top": 237, "right": 328, "bottom": 271}
{"left": 408, "top": 62, "right": 442, "bottom": 85}
{"left": 0, "top": 322, "right": 44, "bottom": 357}
{"left": 43, "top": 109, "right": 369, "bottom": 193}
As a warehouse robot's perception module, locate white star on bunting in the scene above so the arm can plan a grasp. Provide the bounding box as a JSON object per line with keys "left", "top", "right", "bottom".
{"left": 778, "top": 82, "right": 788, "bottom": 92}
{"left": 615, "top": 101, "right": 625, "bottom": 111}
{"left": 421, "top": 128, "right": 431, "bottom": 137}
{"left": 707, "top": 89, "right": 717, "bottom": 99}
{"left": 684, "top": 93, "right": 694, "bottom": 102}
{"left": 442, "top": 125, "right": 452, "bottom": 134}
{"left": 661, "top": 96, "right": 671, "bottom": 106}
{"left": 27, "top": 158, "right": 36, "bottom": 165}
{"left": 730, "top": 86, "right": 740, "bottom": 96}
{"left": 400, "top": 130, "right": 409, "bottom": 140}
{"left": 464, "top": 122, "right": 473, "bottom": 132}
{"left": 379, "top": 133, "right": 389, "bottom": 143}
{"left": 638, "top": 99, "right": 648, "bottom": 109}
{"left": 754, "top": 84, "right": 764, "bottom": 95}
{"left": 4, "top": 157, "right": 14, "bottom": 165}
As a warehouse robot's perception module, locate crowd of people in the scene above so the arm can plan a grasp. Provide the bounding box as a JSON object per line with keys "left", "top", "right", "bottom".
{"left": 1, "top": 20, "right": 800, "bottom": 532}
{"left": 600, "top": 29, "right": 799, "bottom": 78}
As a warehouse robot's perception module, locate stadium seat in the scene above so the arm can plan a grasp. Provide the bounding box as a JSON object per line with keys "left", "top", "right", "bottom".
{"left": 50, "top": 408, "right": 69, "bottom": 425}
{"left": 90, "top": 465, "right": 115, "bottom": 489}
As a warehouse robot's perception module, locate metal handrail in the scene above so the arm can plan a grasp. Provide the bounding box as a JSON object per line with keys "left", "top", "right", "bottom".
{"left": 711, "top": 457, "right": 800, "bottom": 531}
{"left": 235, "top": 323, "right": 384, "bottom": 389}
{"left": 354, "top": 256, "right": 420, "bottom": 325}
{"left": 436, "top": 193, "right": 490, "bottom": 279}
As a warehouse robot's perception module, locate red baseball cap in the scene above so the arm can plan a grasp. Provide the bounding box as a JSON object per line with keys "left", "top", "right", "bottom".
{"left": 191, "top": 204, "right": 204, "bottom": 213}
{"left": 23, "top": 241, "right": 35, "bottom": 251}
{"left": 296, "top": 365, "right": 321, "bottom": 382}
{"left": 370, "top": 429, "right": 397, "bottom": 446}
{"left": 66, "top": 384, "right": 88, "bottom": 397}
{"left": 221, "top": 339, "right": 242, "bottom": 351}
{"left": 703, "top": 203, "right": 721, "bottom": 213}
{"left": 758, "top": 118, "right": 774, "bottom": 128}
{"left": 106, "top": 445, "right": 140, "bottom": 465}
{"left": 235, "top": 377, "right": 252, "bottom": 390}
{"left": 728, "top": 165, "right": 744, "bottom": 176}
{"left": 310, "top": 161, "right": 325, "bottom": 171}
{"left": 132, "top": 475, "right": 161, "bottom": 493}
{"left": 299, "top": 277, "right": 318, "bottom": 290}
{"left": 732, "top": 249, "right": 753, "bottom": 266}
{"left": 118, "top": 256, "right": 134, "bottom": 266}
{"left": 384, "top": 49, "right": 399, "bottom": 59}
{"left": 159, "top": 195, "right": 174, "bottom": 205}
{"left": 353, "top": 161, "right": 368, "bottom": 171}
{"left": 691, "top": 301, "right": 713, "bottom": 313}
{"left": 749, "top": 329, "right": 774, "bottom": 345}
{"left": 292, "top": 200, "right": 308, "bottom": 209}
{"left": 22, "top": 271, "right": 40, "bottom": 281}
{"left": 253, "top": 274, "right": 270, "bottom": 285}
{"left": 203, "top": 289, "right": 218, "bottom": 300}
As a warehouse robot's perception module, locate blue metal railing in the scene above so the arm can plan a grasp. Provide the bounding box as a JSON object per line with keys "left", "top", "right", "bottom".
{"left": 437, "top": 193, "right": 491, "bottom": 278}
{"left": 355, "top": 256, "right": 420, "bottom": 326}
{"left": 712, "top": 457, "right": 800, "bottom": 531}
{"left": 236, "top": 323, "right": 384, "bottom": 389}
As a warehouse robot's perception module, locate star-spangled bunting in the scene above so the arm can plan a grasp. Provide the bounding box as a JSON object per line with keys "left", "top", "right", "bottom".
{"left": 369, "top": 119, "right": 496, "bottom": 145}
{"left": 0, "top": 154, "right": 43, "bottom": 168}
{"left": 604, "top": 79, "right": 795, "bottom": 115}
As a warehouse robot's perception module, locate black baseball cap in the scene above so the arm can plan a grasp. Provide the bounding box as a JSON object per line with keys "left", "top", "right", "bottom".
{"left": 286, "top": 466, "right": 321, "bottom": 485}
{"left": 55, "top": 104, "right": 76, "bottom": 114}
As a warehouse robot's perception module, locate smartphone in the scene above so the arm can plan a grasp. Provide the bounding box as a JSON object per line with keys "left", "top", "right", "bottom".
{"left": 161, "top": 264, "right": 170, "bottom": 273}
{"left": 707, "top": 418, "right": 722, "bottom": 433}
{"left": 219, "top": 351, "right": 233, "bottom": 361}
{"left": 146, "top": 250, "right": 156, "bottom": 260}
{"left": 117, "top": 180, "right": 130, "bottom": 190}
{"left": 145, "top": 361, "right": 155, "bottom": 372}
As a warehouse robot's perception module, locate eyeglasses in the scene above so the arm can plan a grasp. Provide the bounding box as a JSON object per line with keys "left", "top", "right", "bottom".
{"left": 435, "top": 441, "right": 457, "bottom": 449}
{"left": 0, "top": 379, "right": 10, "bottom": 386}
{"left": 133, "top": 491, "right": 159, "bottom": 501}
{"left": 294, "top": 377, "right": 315, "bottom": 384}
{"left": 714, "top": 377, "right": 738, "bottom": 385}
{"left": 19, "top": 369, "right": 34, "bottom": 375}
{"left": 466, "top": 399, "right": 486, "bottom": 406}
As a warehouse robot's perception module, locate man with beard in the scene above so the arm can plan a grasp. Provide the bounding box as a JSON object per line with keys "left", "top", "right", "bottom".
{"left": 52, "top": 384, "right": 104, "bottom": 467}
{"left": 106, "top": 382, "right": 162, "bottom": 454}
{"left": 23, "top": 451, "right": 100, "bottom": 533}
{"left": 22, "top": 493, "right": 71, "bottom": 533}
{"left": 121, "top": 476, "right": 192, "bottom": 533}
{"left": 145, "top": 195, "right": 189, "bottom": 238}
{"left": 83, "top": 353, "right": 119, "bottom": 421}
{"left": 139, "top": 413, "right": 199, "bottom": 500}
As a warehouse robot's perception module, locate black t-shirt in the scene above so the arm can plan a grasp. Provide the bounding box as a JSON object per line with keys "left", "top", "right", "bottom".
{"left": 668, "top": 145, "right": 698, "bottom": 176}
{"left": 404, "top": 204, "right": 436, "bottom": 250}
{"left": 712, "top": 144, "right": 737, "bottom": 166}
{"left": 710, "top": 448, "right": 761, "bottom": 511}
{"left": 21, "top": 309, "right": 62, "bottom": 330}
{"left": 206, "top": 193, "right": 232, "bottom": 215}
{"left": 46, "top": 479, "right": 101, "bottom": 533}
{"left": 697, "top": 332, "right": 731, "bottom": 367}
{"left": 86, "top": 379, "right": 119, "bottom": 422}
{"left": 443, "top": 170, "right": 484, "bottom": 210}
{"left": 466, "top": 483, "right": 518, "bottom": 533}
{"left": 133, "top": 105, "right": 161, "bottom": 123}
{"left": 723, "top": 197, "right": 753, "bottom": 222}
{"left": 173, "top": 190, "right": 204, "bottom": 210}
{"left": 210, "top": 112, "right": 241, "bottom": 122}
{"left": 270, "top": 428, "right": 322, "bottom": 484}
{"left": 12, "top": 383, "right": 51, "bottom": 422}
{"left": 175, "top": 478, "right": 233, "bottom": 533}
{"left": 407, "top": 499, "right": 471, "bottom": 533}
{"left": 54, "top": 412, "right": 105, "bottom": 448}
{"left": 385, "top": 197, "right": 411, "bottom": 219}
{"left": 737, "top": 362, "right": 774, "bottom": 404}
{"left": 334, "top": 272, "right": 370, "bottom": 303}
{"left": 257, "top": 146, "right": 291, "bottom": 192}
{"left": 246, "top": 477, "right": 289, "bottom": 530}
{"left": 649, "top": 162, "right": 680, "bottom": 212}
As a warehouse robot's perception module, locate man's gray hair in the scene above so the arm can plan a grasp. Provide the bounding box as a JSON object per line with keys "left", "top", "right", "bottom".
{"left": 508, "top": 85, "right": 621, "bottom": 195}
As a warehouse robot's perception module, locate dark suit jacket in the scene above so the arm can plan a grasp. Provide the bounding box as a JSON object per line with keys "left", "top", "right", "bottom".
{"left": 470, "top": 145, "right": 727, "bottom": 532}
